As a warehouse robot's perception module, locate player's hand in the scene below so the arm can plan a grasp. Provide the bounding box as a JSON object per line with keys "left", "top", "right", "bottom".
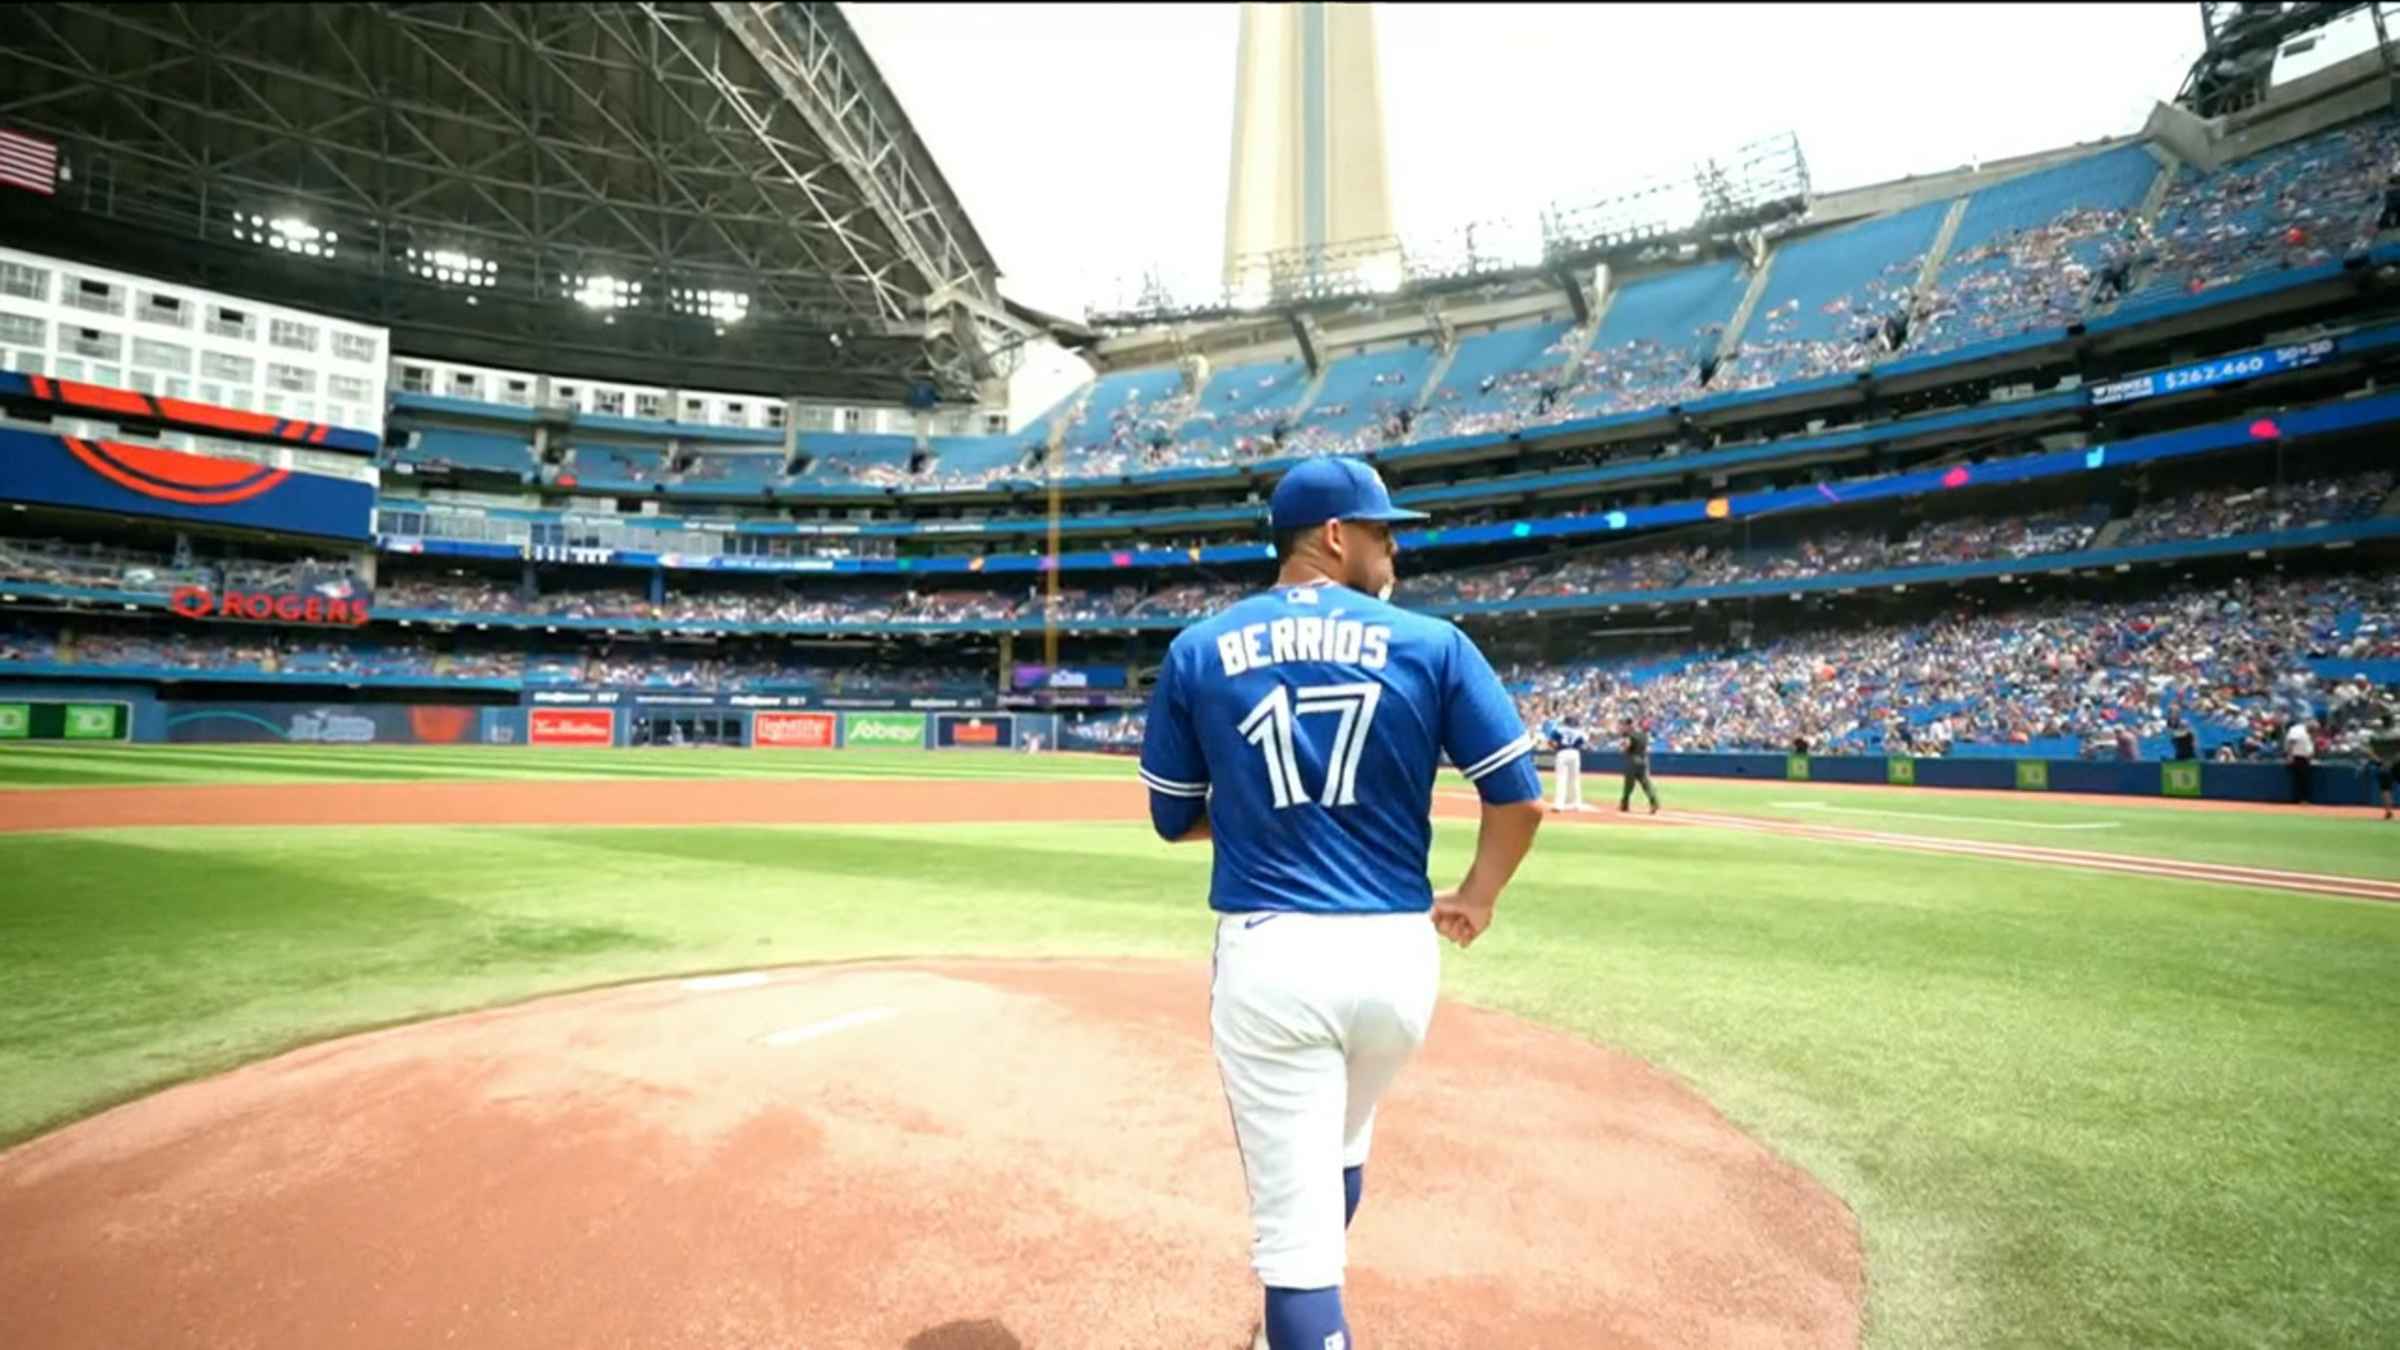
{"left": 1430, "top": 888, "right": 1494, "bottom": 949}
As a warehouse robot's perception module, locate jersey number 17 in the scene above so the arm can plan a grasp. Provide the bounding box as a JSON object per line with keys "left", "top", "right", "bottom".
{"left": 1238, "top": 682, "right": 1383, "bottom": 810}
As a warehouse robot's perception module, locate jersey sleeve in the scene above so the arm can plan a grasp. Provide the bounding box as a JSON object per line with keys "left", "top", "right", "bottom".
{"left": 1139, "top": 642, "right": 1210, "bottom": 840}
{"left": 1441, "top": 627, "right": 1541, "bottom": 804}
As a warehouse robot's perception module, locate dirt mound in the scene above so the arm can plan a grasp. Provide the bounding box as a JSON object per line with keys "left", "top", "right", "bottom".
{"left": 0, "top": 960, "right": 1861, "bottom": 1348}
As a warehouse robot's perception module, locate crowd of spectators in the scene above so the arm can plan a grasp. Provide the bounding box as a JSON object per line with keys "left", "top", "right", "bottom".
{"left": 0, "top": 537, "right": 356, "bottom": 597}
{"left": 1504, "top": 571, "right": 2400, "bottom": 761}
{"left": 0, "top": 538, "right": 212, "bottom": 593}
{"left": 2134, "top": 119, "right": 2400, "bottom": 300}
{"left": 1449, "top": 504, "right": 2103, "bottom": 606}
{"left": 1912, "top": 207, "right": 2141, "bottom": 354}
{"left": 372, "top": 574, "right": 1253, "bottom": 627}
{"left": 1715, "top": 255, "right": 1924, "bottom": 393}
{"left": 1, "top": 620, "right": 993, "bottom": 694}
{"left": 2114, "top": 470, "right": 2393, "bottom": 547}
{"left": 1558, "top": 336, "right": 1715, "bottom": 418}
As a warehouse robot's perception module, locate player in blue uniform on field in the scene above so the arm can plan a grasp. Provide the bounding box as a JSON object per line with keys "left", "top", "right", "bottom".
{"left": 1141, "top": 455, "right": 1547, "bottom": 1350}
{"left": 1544, "top": 714, "right": 1591, "bottom": 811}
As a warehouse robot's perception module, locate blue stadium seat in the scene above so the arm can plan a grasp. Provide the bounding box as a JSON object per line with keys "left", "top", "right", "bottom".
{"left": 1911, "top": 144, "right": 2159, "bottom": 356}
{"left": 1415, "top": 321, "right": 1575, "bottom": 439}
{"left": 2132, "top": 117, "right": 2400, "bottom": 302}
{"left": 1286, "top": 345, "right": 1439, "bottom": 455}
{"left": 399, "top": 428, "right": 535, "bottom": 474}
{"left": 1167, "top": 357, "right": 1312, "bottom": 461}
{"left": 562, "top": 442, "right": 669, "bottom": 490}
{"left": 792, "top": 432, "right": 916, "bottom": 485}
{"left": 1723, "top": 200, "right": 1949, "bottom": 389}
{"left": 1565, "top": 260, "right": 1749, "bottom": 416}
{"left": 1062, "top": 367, "right": 1188, "bottom": 458}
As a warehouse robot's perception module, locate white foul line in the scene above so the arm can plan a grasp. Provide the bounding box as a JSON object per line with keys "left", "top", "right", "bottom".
{"left": 682, "top": 972, "right": 772, "bottom": 992}
{"left": 760, "top": 1007, "right": 896, "bottom": 1047}
{"left": 1768, "top": 801, "right": 2121, "bottom": 831}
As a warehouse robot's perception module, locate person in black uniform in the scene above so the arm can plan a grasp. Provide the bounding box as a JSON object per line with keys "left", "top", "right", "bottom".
{"left": 2371, "top": 713, "right": 2400, "bottom": 821}
{"left": 2169, "top": 713, "right": 2197, "bottom": 762}
{"left": 1620, "top": 717, "right": 1659, "bottom": 815}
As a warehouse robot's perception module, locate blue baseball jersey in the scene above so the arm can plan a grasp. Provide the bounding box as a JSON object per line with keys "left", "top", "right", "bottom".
{"left": 1140, "top": 582, "right": 1541, "bottom": 915}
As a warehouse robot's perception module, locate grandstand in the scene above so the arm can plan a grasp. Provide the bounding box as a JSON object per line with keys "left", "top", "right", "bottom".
{"left": 0, "top": 0, "right": 2395, "bottom": 784}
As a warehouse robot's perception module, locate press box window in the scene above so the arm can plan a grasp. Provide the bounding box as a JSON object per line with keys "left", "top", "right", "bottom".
{"left": 132, "top": 338, "right": 193, "bottom": 373}
{"left": 203, "top": 351, "right": 258, "bottom": 383}
{"left": 269, "top": 317, "right": 318, "bottom": 352}
{"left": 0, "top": 262, "right": 48, "bottom": 302}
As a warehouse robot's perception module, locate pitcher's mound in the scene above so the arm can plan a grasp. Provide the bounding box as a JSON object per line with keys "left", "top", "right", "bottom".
{"left": 0, "top": 960, "right": 1862, "bottom": 1348}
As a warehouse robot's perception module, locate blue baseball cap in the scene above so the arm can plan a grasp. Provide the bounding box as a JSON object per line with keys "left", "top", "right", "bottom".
{"left": 1268, "top": 456, "right": 1429, "bottom": 534}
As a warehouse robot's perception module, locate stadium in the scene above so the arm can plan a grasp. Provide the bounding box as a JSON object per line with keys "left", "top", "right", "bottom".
{"left": 1, "top": 1, "right": 2397, "bottom": 1346}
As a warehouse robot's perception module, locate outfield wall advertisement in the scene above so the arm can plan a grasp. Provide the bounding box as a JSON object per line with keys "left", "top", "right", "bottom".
{"left": 936, "top": 713, "right": 1016, "bottom": 749}
{"left": 752, "top": 711, "right": 836, "bottom": 749}
{"left": 528, "top": 708, "right": 616, "bottom": 747}
{"left": 842, "top": 712, "right": 928, "bottom": 749}
{"left": 162, "top": 702, "right": 488, "bottom": 745}
{"left": 0, "top": 701, "right": 130, "bottom": 741}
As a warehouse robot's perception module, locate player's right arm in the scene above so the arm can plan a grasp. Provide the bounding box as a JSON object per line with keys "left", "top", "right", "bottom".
{"left": 1432, "top": 627, "right": 1544, "bottom": 948}
{"left": 1139, "top": 639, "right": 1211, "bottom": 844}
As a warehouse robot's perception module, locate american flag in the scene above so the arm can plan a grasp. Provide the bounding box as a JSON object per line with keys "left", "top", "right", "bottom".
{"left": 0, "top": 129, "right": 59, "bottom": 196}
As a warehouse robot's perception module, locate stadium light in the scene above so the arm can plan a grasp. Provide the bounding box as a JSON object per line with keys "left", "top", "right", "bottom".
{"left": 672, "top": 287, "right": 751, "bottom": 325}
{"left": 568, "top": 274, "right": 641, "bottom": 311}
{"left": 231, "top": 213, "right": 337, "bottom": 259}
{"left": 408, "top": 247, "right": 497, "bottom": 289}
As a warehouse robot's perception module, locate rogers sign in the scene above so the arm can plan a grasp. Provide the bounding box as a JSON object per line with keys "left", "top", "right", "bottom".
{"left": 170, "top": 585, "right": 371, "bottom": 627}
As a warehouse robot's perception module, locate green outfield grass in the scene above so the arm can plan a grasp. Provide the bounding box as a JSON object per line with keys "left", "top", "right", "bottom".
{"left": 3, "top": 745, "right": 2396, "bottom": 1348}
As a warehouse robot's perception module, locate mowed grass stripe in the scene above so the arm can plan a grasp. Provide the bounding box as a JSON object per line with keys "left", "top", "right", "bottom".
{"left": 1615, "top": 777, "right": 2400, "bottom": 883}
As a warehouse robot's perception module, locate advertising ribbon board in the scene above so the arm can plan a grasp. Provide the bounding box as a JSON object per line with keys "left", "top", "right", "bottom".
{"left": 842, "top": 711, "right": 927, "bottom": 749}
{"left": 753, "top": 711, "right": 837, "bottom": 749}
{"left": 529, "top": 708, "right": 616, "bottom": 747}
{"left": 937, "top": 714, "right": 1016, "bottom": 749}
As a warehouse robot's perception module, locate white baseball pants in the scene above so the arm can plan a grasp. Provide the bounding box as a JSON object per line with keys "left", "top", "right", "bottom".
{"left": 1553, "top": 750, "right": 1584, "bottom": 809}
{"left": 1210, "top": 909, "right": 1439, "bottom": 1290}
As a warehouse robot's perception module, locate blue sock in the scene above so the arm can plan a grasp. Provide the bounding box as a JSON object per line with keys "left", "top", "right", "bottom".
{"left": 1264, "top": 1286, "right": 1349, "bottom": 1350}
{"left": 1343, "top": 1164, "right": 1363, "bottom": 1228}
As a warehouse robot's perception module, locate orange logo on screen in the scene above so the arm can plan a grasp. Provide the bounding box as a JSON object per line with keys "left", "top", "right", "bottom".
{"left": 953, "top": 719, "right": 1001, "bottom": 745}
{"left": 63, "top": 436, "right": 289, "bottom": 505}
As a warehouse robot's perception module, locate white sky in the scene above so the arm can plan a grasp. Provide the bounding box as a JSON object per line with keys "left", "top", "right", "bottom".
{"left": 840, "top": 3, "right": 2203, "bottom": 320}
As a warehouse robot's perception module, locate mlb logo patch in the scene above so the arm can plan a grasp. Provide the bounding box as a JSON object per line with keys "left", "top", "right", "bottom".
{"left": 1284, "top": 586, "right": 1320, "bottom": 605}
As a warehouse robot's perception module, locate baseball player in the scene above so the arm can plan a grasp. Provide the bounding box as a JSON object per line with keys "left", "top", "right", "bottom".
{"left": 1140, "top": 456, "right": 1546, "bottom": 1350}
{"left": 1620, "top": 715, "right": 1659, "bottom": 814}
{"left": 1546, "top": 714, "right": 1591, "bottom": 812}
